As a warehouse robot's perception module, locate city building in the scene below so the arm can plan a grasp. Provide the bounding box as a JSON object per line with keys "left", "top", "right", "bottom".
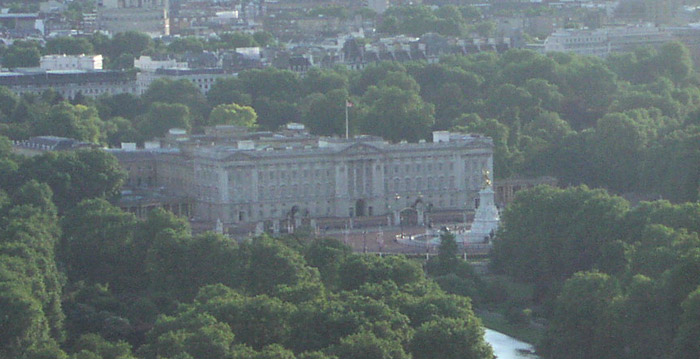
{"left": 0, "top": 69, "right": 138, "bottom": 99}
{"left": 40, "top": 54, "right": 104, "bottom": 71}
{"left": 136, "top": 67, "right": 232, "bottom": 94}
{"left": 134, "top": 55, "right": 188, "bottom": 72}
{"left": 111, "top": 125, "right": 494, "bottom": 234}
{"left": 97, "top": 0, "right": 170, "bottom": 36}
{"left": 12, "top": 136, "right": 95, "bottom": 156}
{"left": 544, "top": 25, "right": 673, "bottom": 57}
{"left": 118, "top": 187, "right": 195, "bottom": 220}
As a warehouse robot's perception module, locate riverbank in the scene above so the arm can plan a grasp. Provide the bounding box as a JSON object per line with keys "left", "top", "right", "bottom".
{"left": 477, "top": 310, "right": 544, "bottom": 346}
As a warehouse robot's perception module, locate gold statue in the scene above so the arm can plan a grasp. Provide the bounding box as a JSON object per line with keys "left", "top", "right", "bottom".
{"left": 482, "top": 169, "right": 492, "bottom": 188}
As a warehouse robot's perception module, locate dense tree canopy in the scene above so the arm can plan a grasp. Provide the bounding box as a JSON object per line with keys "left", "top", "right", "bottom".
{"left": 493, "top": 183, "right": 700, "bottom": 359}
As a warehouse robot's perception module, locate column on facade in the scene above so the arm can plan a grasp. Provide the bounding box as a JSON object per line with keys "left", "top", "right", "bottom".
{"left": 373, "top": 158, "right": 384, "bottom": 200}
{"left": 220, "top": 166, "right": 230, "bottom": 222}
{"left": 334, "top": 161, "right": 348, "bottom": 216}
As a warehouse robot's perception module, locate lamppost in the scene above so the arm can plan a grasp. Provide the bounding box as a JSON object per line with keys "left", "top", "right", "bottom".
{"left": 394, "top": 193, "right": 403, "bottom": 238}
{"left": 362, "top": 230, "right": 367, "bottom": 253}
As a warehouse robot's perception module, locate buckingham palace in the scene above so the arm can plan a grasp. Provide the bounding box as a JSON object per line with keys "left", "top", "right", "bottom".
{"left": 111, "top": 124, "right": 494, "bottom": 234}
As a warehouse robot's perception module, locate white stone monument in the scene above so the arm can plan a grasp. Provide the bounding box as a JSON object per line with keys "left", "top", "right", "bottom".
{"left": 215, "top": 218, "right": 224, "bottom": 234}
{"left": 465, "top": 170, "right": 500, "bottom": 244}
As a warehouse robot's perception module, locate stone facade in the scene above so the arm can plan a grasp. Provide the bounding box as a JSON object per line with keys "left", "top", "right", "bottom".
{"left": 0, "top": 70, "right": 137, "bottom": 99}
{"left": 544, "top": 25, "right": 673, "bottom": 58}
{"left": 111, "top": 126, "right": 494, "bottom": 233}
{"left": 97, "top": 0, "right": 169, "bottom": 36}
{"left": 494, "top": 176, "right": 558, "bottom": 208}
{"left": 41, "top": 54, "right": 103, "bottom": 71}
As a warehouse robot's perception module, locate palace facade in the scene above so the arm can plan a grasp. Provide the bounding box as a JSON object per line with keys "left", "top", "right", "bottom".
{"left": 111, "top": 125, "right": 494, "bottom": 233}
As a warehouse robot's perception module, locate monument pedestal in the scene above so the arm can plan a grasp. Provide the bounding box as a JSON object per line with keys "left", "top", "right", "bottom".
{"left": 464, "top": 186, "right": 499, "bottom": 244}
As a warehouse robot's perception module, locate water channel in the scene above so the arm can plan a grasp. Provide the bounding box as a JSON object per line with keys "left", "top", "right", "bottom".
{"left": 484, "top": 329, "right": 539, "bottom": 359}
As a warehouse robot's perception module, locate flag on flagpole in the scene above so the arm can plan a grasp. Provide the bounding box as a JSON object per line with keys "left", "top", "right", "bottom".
{"left": 345, "top": 99, "right": 351, "bottom": 139}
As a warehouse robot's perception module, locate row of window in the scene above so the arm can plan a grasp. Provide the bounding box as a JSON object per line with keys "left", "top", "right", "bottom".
{"left": 384, "top": 176, "right": 456, "bottom": 193}
{"left": 257, "top": 168, "right": 333, "bottom": 184}
{"left": 387, "top": 160, "right": 455, "bottom": 174}
{"left": 257, "top": 183, "right": 334, "bottom": 201}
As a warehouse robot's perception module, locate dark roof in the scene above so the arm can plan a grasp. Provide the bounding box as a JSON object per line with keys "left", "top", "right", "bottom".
{"left": 379, "top": 52, "right": 395, "bottom": 61}
{"left": 288, "top": 56, "right": 311, "bottom": 66}
{"left": 496, "top": 43, "right": 510, "bottom": 53}
{"left": 15, "top": 136, "right": 93, "bottom": 151}
{"left": 0, "top": 70, "right": 134, "bottom": 86}
{"left": 154, "top": 67, "right": 227, "bottom": 75}
{"left": 396, "top": 50, "right": 413, "bottom": 62}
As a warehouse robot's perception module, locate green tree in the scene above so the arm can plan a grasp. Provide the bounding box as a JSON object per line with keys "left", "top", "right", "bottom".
{"left": 301, "top": 89, "right": 350, "bottom": 136}
{"left": 433, "top": 231, "right": 459, "bottom": 275}
{"left": 0, "top": 201, "right": 65, "bottom": 355}
{"left": 45, "top": 37, "right": 94, "bottom": 55}
{"left": 351, "top": 62, "right": 407, "bottom": 96}
{"left": 0, "top": 281, "right": 50, "bottom": 358}
{"left": 238, "top": 68, "right": 301, "bottom": 102}
{"left": 559, "top": 57, "right": 618, "bottom": 129}
{"left": 410, "top": 317, "right": 493, "bottom": 359}
{"left": 31, "top": 102, "right": 105, "bottom": 143}
{"left": 253, "top": 31, "right": 275, "bottom": 47}
{"left": 618, "top": 275, "right": 673, "bottom": 359}
{"left": 591, "top": 112, "right": 647, "bottom": 192}
{"left": 302, "top": 68, "right": 349, "bottom": 95}
{"left": 540, "top": 271, "right": 622, "bottom": 359}
{"left": 168, "top": 37, "right": 205, "bottom": 54}
{"left": 491, "top": 186, "right": 628, "bottom": 297}
{"left": 196, "top": 288, "right": 295, "bottom": 350}
{"left": 499, "top": 49, "right": 558, "bottom": 86}
{"left": 207, "top": 78, "right": 252, "bottom": 107}
{"left": 60, "top": 199, "right": 138, "bottom": 290}
{"left": 138, "top": 102, "right": 191, "bottom": 140}
{"left": 656, "top": 41, "right": 693, "bottom": 84}
{"left": 208, "top": 103, "right": 258, "bottom": 128}
{"left": 19, "top": 149, "right": 125, "bottom": 211}
{"left": 105, "top": 31, "right": 152, "bottom": 59}
{"left": 337, "top": 254, "right": 423, "bottom": 291}
{"left": 97, "top": 93, "right": 144, "bottom": 120}
{"left": 359, "top": 85, "right": 435, "bottom": 142}
{"left": 377, "top": 71, "right": 420, "bottom": 93}
{"left": 0, "top": 86, "right": 19, "bottom": 120}
{"left": 13, "top": 180, "right": 56, "bottom": 214}
{"left": 672, "top": 286, "right": 700, "bottom": 359}
{"left": 304, "top": 237, "right": 352, "bottom": 287}
{"left": 239, "top": 236, "right": 320, "bottom": 296}
{"left": 71, "top": 333, "right": 136, "bottom": 359}
{"left": 141, "top": 79, "right": 209, "bottom": 126}
{"left": 332, "top": 331, "right": 407, "bottom": 359}
{"left": 218, "top": 32, "right": 258, "bottom": 48}
{"left": 251, "top": 97, "right": 301, "bottom": 131}
{"left": 2, "top": 40, "right": 40, "bottom": 68}
{"left": 140, "top": 311, "right": 235, "bottom": 359}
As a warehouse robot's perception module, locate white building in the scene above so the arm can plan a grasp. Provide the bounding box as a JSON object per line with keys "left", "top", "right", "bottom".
{"left": 111, "top": 126, "right": 494, "bottom": 234}
{"left": 40, "top": 54, "right": 103, "bottom": 71}
{"left": 544, "top": 25, "right": 673, "bottom": 57}
{"left": 134, "top": 55, "right": 188, "bottom": 72}
{"left": 136, "top": 67, "right": 232, "bottom": 94}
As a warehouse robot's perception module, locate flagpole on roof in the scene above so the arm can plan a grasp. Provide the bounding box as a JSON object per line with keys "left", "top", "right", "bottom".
{"left": 345, "top": 99, "right": 350, "bottom": 139}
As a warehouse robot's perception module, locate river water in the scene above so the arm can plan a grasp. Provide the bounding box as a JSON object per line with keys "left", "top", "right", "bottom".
{"left": 484, "top": 329, "right": 539, "bottom": 359}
